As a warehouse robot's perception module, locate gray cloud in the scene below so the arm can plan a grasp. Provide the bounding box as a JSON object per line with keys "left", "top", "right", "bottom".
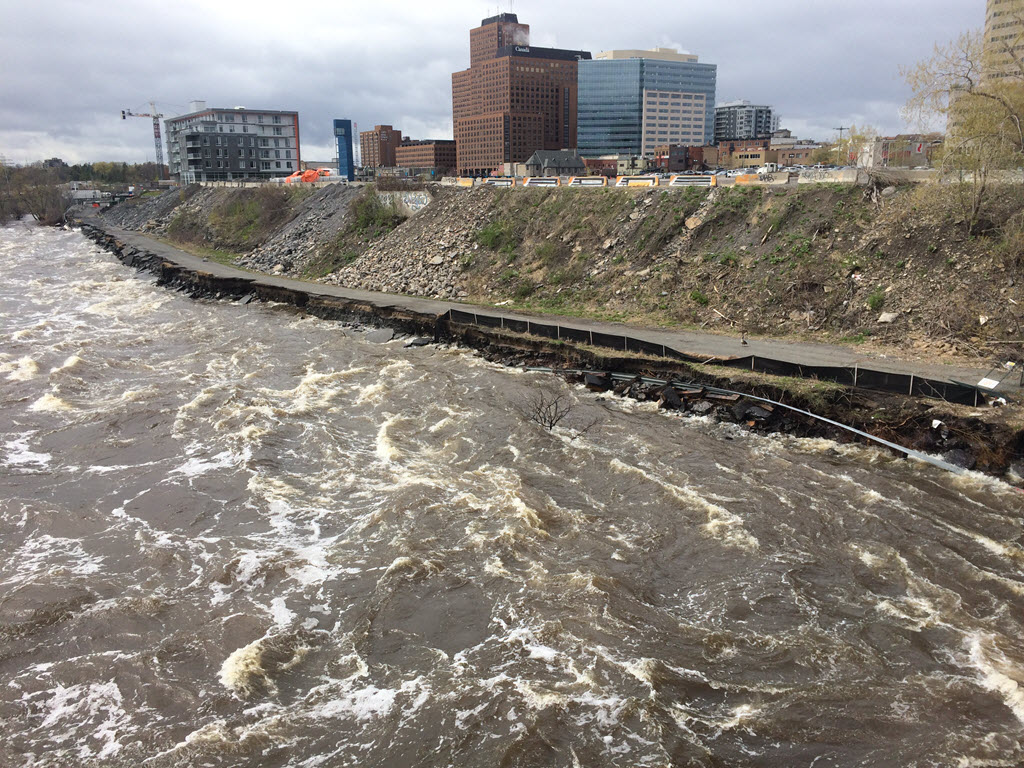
{"left": 0, "top": 0, "right": 980, "bottom": 164}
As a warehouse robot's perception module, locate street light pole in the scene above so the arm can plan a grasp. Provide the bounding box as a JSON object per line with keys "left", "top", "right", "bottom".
{"left": 834, "top": 126, "right": 848, "bottom": 165}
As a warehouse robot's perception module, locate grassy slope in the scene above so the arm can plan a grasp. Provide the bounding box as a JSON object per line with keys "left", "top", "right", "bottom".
{"left": 450, "top": 184, "right": 1024, "bottom": 359}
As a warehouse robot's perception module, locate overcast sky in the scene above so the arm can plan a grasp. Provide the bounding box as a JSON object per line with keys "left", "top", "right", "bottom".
{"left": 0, "top": 0, "right": 982, "bottom": 165}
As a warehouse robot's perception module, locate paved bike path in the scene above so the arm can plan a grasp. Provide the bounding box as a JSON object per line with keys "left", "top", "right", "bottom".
{"left": 88, "top": 220, "right": 1013, "bottom": 392}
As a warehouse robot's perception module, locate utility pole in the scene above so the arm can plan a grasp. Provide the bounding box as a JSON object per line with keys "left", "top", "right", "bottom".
{"left": 834, "top": 126, "right": 848, "bottom": 165}
{"left": 122, "top": 102, "right": 166, "bottom": 179}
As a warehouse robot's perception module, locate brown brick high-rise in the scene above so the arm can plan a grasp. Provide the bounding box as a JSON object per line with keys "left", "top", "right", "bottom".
{"left": 360, "top": 125, "right": 403, "bottom": 168}
{"left": 452, "top": 13, "right": 591, "bottom": 176}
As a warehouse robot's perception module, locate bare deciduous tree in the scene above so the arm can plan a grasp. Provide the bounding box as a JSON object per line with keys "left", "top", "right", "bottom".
{"left": 902, "top": 7, "right": 1024, "bottom": 233}
{"left": 517, "top": 387, "right": 601, "bottom": 441}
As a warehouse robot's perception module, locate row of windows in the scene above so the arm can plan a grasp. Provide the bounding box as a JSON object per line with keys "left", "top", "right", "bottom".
{"left": 195, "top": 136, "right": 291, "bottom": 148}
{"left": 215, "top": 113, "right": 285, "bottom": 124}
{"left": 199, "top": 148, "right": 293, "bottom": 159}
{"left": 196, "top": 159, "right": 293, "bottom": 170}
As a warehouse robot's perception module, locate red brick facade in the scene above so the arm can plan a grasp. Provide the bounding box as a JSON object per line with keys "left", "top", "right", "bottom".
{"left": 452, "top": 14, "right": 589, "bottom": 176}
{"left": 360, "top": 125, "right": 403, "bottom": 168}
{"left": 395, "top": 140, "right": 457, "bottom": 172}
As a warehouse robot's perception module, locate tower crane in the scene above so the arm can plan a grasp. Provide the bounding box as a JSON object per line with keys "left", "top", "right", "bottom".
{"left": 121, "top": 102, "right": 165, "bottom": 178}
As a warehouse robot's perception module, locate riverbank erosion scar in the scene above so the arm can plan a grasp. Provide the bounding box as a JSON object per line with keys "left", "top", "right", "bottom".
{"left": 78, "top": 220, "right": 1024, "bottom": 481}
{"left": 79, "top": 223, "right": 445, "bottom": 337}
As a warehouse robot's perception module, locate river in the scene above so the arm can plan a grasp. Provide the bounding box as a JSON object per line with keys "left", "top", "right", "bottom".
{"left": 2, "top": 222, "right": 1023, "bottom": 767}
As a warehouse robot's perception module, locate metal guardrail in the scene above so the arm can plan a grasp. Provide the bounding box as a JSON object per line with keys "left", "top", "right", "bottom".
{"left": 443, "top": 308, "right": 987, "bottom": 406}
{"left": 523, "top": 367, "right": 969, "bottom": 476}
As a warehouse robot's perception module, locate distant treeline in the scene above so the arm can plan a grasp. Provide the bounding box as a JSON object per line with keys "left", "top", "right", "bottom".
{"left": 0, "top": 159, "right": 166, "bottom": 226}
{"left": 16, "top": 159, "right": 166, "bottom": 184}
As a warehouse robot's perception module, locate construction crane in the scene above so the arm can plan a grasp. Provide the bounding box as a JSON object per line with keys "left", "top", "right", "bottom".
{"left": 121, "top": 102, "right": 165, "bottom": 178}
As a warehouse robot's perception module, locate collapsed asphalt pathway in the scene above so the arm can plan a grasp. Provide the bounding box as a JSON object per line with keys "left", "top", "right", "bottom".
{"left": 86, "top": 218, "right": 1017, "bottom": 393}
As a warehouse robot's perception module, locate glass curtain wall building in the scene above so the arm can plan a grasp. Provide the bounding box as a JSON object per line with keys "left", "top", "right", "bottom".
{"left": 578, "top": 60, "right": 643, "bottom": 156}
{"left": 578, "top": 49, "right": 717, "bottom": 158}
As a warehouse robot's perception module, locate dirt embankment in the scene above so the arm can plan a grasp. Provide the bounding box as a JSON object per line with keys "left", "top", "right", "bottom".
{"left": 79, "top": 220, "right": 1024, "bottom": 481}
{"left": 102, "top": 181, "right": 1024, "bottom": 361}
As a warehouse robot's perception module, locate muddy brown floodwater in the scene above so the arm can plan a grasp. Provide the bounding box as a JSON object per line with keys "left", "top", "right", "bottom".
{"left": 2, "top": 222, "right": 1024, "bottom": 767}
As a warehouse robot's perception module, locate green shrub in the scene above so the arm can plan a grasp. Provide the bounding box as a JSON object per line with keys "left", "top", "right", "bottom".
{"left": 535, "top": 240, "right": 562, "bottom": 266}
{"left": 514, "top": 280, "right": 536, "bottom": 299}
{"left": 476, "top": 220, "right": 517, "bottom": 255}
{"left": 351, "top": 188, "right": 405, "bottom": 238}
{"left": 690, "top": 289, "right": 710, "bottom": 306}
{"left": 867, "top": 288, "right": 885, "bottom": 311}
{"left": 498, "top": 267, "right": 519, "bottom": 284}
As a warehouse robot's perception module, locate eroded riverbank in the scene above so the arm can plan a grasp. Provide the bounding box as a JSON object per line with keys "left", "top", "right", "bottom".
{"left": 77, "top": 219, "right": 1024, "bottom": 481}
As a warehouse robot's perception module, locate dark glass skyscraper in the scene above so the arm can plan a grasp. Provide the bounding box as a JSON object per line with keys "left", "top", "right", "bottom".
{"left": 334, "top": 119, "right": 354, "bottom": 181}
{"left": 578, "top": 49, "right": 717, "bottom": 158}
{"left": 577, "top": 60, "right": 643, "bottom": 156}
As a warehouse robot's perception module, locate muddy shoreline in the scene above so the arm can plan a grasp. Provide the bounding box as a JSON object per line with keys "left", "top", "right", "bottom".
{"left": 77, "top": 222, "right": 1024, "bottom": 482}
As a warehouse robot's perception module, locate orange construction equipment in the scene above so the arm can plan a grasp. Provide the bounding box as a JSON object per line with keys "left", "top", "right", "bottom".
{"left": 285, "top": 171, "right": 303, "bottom": 183}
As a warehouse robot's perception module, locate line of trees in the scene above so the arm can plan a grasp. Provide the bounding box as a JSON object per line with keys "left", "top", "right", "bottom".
{"left": 0, "top": 159, "right": 167, "bottom": 226}
{"left": 16, "top": 158, "right": 167, "bottom": 184}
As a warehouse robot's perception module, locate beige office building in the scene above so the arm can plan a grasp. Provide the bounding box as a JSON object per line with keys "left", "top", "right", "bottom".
{"left": 984, "top": 0, "right": 1024, "bottom": 80}
{"left": 589, "top": 47, "right": 714, "bottom": 154}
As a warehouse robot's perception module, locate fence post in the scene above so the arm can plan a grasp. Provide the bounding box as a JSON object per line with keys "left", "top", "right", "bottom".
{"left": 853, "top": 364, "right": 858, "bottom": 387}
{"left": 908, "top": 374, "right": 914, "bottom": 396}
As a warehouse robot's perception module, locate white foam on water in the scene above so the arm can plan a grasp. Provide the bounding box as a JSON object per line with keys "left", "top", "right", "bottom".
{"left": 427, "top": 406, "right": 462, "bottom": 431}
{"left": 849, "top": 543, "right": 885, "bottom": 570}
{"left": 314, "top": 685, "right": 398, "bottom": 720}
{"left": 170, "top": 449, "right": 240, "bottom": 479}
{"left": 260, "top": 364, "right": 367, "bottom": 414}
{"left": 610, "top": 458, "right": 758, "bottom": 551}
{"left": 174, "top": 388, "right": 219, "bottom": 421}
{"left": 354, "top": 359, "right": 414, "bottom": 405}
{"left": 29, "top": 680, "right": 131, "bottom": 760}
{"left": 950, "top": 469, "right": 1021, "bottom": 498}
{"left": 49, "top": 355, "right": 83, "bottom": 373}
{"left": 29, "top": 393, "right": 73, "bottom": 412}
{"left": 873, "top": 596, "right": 947, "bottom": 632}
{"left": 219, "top": 636, "right": 278, "bottom": 697}
{"left": 232, "top": 550, "right": 273, "bottom": 589}
{"left": 375, "top": 414, "right": 403, "bottom": 463}
{"left": 5, "top": 355, "right": 40, "bottom": 380}
{"left": 1, "top": 534, "right": 104, "bottom": 588}
{"left": 966, "top": 633, "right": 1024, "bottom": 724}
{"left": 3, "top": 433, "right": 52, "bottom": 469}
{"left": 383, "top": 556, "right": 443, "bottom": 579}
{"left": 268, "top": 597, "right": 295, "bottom": 628}
{"left": 934, "top": 518, "right": 1024, "bottom": 566}
{"left": 506, "top": 627, "right": 562, "bottom": 663}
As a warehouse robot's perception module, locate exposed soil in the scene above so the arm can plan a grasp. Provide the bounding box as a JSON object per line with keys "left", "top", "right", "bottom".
{"left": 99, "top": 180, "right": 1024, "bottom": 368}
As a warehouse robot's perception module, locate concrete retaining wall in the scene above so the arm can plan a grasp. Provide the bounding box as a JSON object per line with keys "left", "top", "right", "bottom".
{"left": 798, "top": 169, "right": 864, "bottom": 185}
{"left": 381, "top": 191, "right": 432, "bottom": 217}
{"left": 733, "top": 173, "right": 793, "bottom": 186}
